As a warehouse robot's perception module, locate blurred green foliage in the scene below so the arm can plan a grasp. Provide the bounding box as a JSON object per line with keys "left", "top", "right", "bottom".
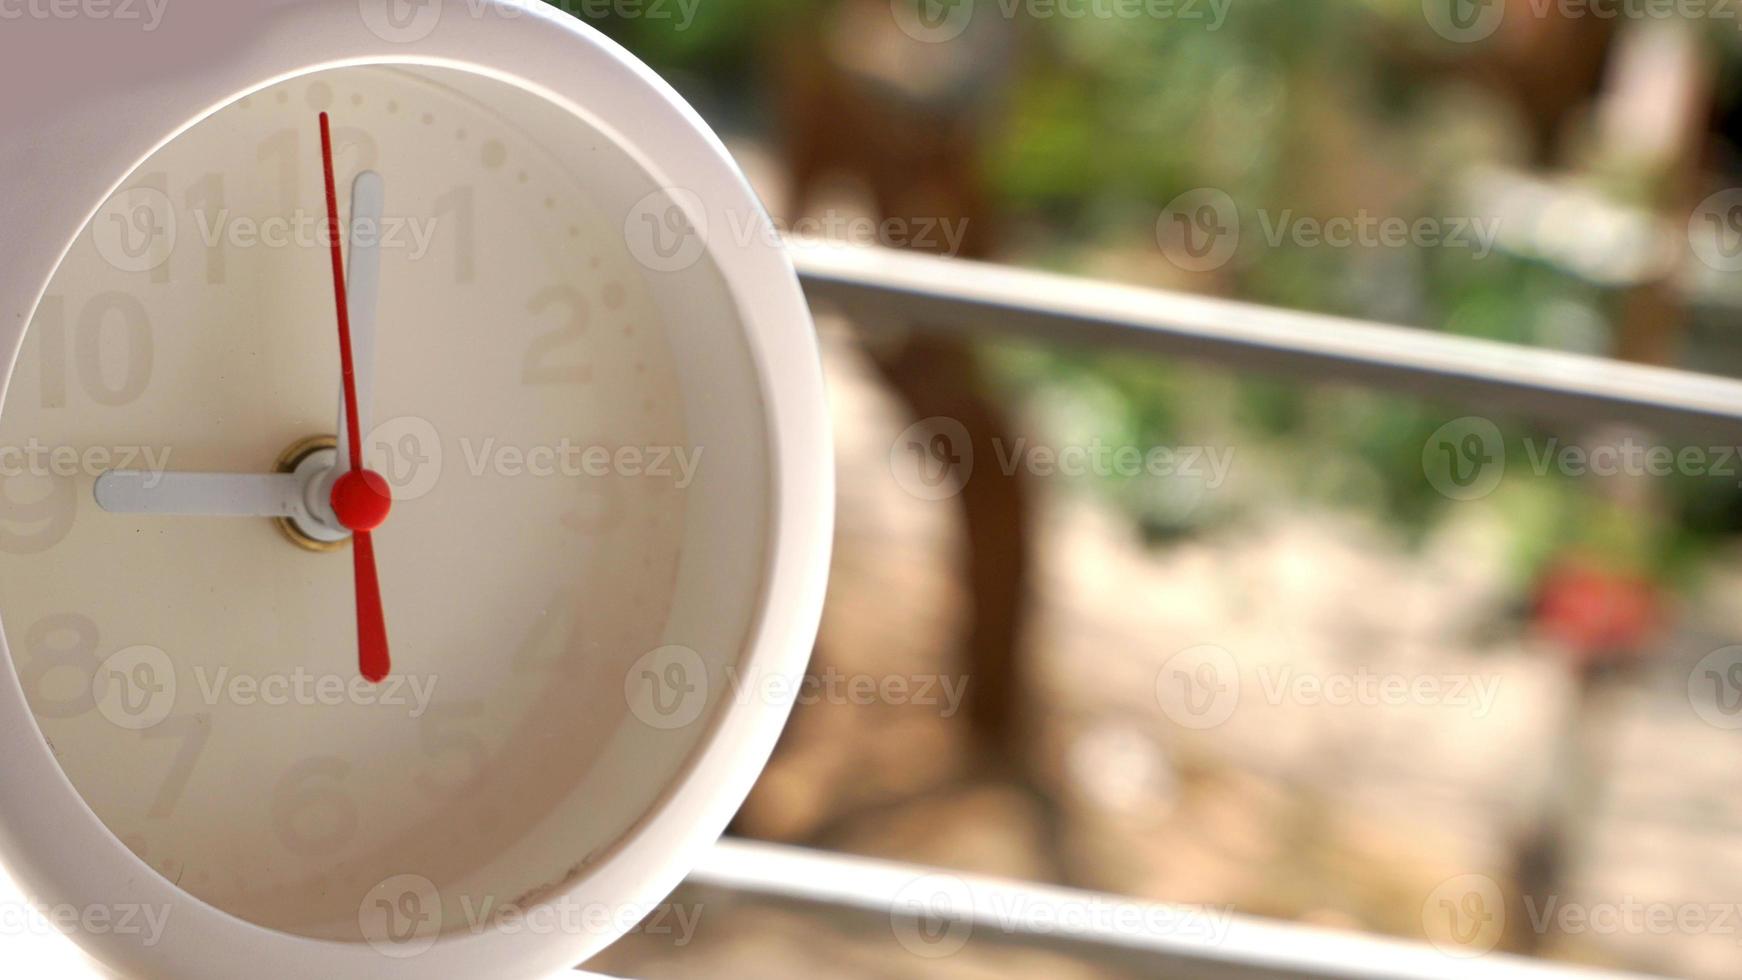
{"left": 566, "top": 0, "right": 1742, "bottom": 589}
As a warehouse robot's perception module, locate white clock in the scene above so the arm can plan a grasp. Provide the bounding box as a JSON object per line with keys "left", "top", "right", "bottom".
{"left": 0, "top": 2, "right": 831, "bottom": 978}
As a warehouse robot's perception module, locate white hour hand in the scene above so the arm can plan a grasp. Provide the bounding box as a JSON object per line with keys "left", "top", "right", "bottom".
{"left": 94, "top": 470, "right": 307, "bottom": 518}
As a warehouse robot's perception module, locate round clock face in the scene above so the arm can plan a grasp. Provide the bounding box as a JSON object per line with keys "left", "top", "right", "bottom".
{"left": 0, "top": 64, "right": 769, "bottom": 944}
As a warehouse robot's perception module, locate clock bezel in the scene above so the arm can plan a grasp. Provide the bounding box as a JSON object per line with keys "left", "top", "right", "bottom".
{"left": 0, "top": 2, "right": 833, "bottom": 978}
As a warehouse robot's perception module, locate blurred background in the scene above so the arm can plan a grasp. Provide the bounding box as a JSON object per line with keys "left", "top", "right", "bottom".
{"left": 576, "top": 1, "right": 1742, "bottom": 977}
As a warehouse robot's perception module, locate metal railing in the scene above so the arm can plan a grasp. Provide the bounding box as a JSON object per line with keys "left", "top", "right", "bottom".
{"left": 681, "top": 839, "right": 1656, "bottom": 980}
{"left": 653, "top": 241, "right": 1727, "bottom": 980}
{"left": 791, "top": 240, "right": 1742, "bottom": 436}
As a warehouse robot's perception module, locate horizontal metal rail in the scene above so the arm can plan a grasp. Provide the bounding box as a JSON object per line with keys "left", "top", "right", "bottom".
{"left": 690, "top": 839, "right": 1656, "bottom": 980}
{"left": 0, "top": 829, "right": 1652, "bottom": 980}
{"left": 772, "top": 245, "right": 1699, "bottom": 976}
{"left": 790, "top": 241, "right": 1742, "bottom": 437}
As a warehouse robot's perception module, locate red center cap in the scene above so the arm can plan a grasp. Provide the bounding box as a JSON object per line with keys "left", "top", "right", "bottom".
{"left": 331, "top": 469, "right": 393, "bottom": 532}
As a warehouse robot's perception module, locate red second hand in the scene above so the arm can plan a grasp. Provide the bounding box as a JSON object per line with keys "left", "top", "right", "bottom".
{"left": 319, "top": 111, "right": 392, "bottom": 683}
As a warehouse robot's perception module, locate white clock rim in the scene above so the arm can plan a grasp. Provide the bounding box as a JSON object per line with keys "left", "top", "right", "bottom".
{"left": 0, "top": 2, "right": 834, "bottom": 979}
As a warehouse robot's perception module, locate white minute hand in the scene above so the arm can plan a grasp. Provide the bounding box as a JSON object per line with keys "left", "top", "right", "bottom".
{"left": 337, "top": 169, "right": 384, "bottom": 468}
